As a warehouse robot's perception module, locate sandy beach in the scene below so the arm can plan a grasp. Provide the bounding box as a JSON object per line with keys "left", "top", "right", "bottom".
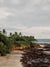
{"left": 0, "top": 50, "right": 23, "bottom": 67}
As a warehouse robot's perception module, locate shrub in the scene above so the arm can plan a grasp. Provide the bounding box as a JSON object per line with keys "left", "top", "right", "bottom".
{"left": 15, "top": 41, "right": 30, "bottom": 46}
{"left": 5, "top": 38, "right": 13, "bottom": 53}
{"left": 0, "top": 42, "right": 6, "bottom": 56}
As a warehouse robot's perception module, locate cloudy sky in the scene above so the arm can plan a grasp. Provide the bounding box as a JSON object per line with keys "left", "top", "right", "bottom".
{"left": 0, "top": 0, "right": 50, "bottom": 39}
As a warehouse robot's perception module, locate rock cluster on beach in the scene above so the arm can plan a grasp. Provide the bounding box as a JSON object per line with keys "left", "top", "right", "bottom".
{"left": 21, "top": 48, "right": 50, "bottom": 67}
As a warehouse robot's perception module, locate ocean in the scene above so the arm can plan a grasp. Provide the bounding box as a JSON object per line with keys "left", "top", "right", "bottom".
{"left": 37, "top": 39, "right": 50, "bottom": 43}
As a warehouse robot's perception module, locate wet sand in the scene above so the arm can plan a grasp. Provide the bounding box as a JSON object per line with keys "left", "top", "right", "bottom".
{"left": 0, "top": 50, "right": 24, "bottom": 67}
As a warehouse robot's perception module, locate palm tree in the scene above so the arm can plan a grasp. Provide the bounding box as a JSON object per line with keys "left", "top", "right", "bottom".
{"left": 10, "top": 33, "right": 12, "bottom": 37}
{"left": 2, "top": 29, "right": 6, "bottom": 35}
{"left": 15, "top": 32, "right": 17, "bottom": 35}
{"left": 0, "top": 31, "right": 2, "bottom": 33}
{"left": 19, "top": 32, "right": 22, "bottom": 37}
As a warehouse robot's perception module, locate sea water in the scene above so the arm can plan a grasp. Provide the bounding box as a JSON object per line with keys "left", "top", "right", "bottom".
{"left": 36, "top": 39, "right": 50, "bottom": 43}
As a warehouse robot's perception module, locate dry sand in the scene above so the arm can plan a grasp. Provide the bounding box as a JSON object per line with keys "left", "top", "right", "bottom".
{"left": 0, "top": 50, "right": 24, "bottom": 67}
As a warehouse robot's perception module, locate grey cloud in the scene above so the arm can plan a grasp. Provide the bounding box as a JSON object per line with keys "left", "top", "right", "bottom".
{"left": 0, "top": 0, "right": 50, "bottom": 38}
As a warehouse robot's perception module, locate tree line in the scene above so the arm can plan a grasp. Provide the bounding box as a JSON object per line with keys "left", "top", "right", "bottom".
{"left": 0, "top": 29, "right": 36, "bottom": 56}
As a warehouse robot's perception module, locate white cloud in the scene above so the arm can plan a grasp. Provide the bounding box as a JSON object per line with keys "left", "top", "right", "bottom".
{"left": 10, "top": 0, "right": 20, "bottom": 4}
{"left": 0, "top": 7, "right": 12, "bottom": 19}
{"left": 20, "top": 26, "right": 50, "bottom": 39}
{"left": 0, "top": 0, "right": 4, "bottom": 2}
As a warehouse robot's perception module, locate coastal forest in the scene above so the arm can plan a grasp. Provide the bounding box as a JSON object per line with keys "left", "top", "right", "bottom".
{"left": 0, "top": 29, "right": 36, "bottom": 56}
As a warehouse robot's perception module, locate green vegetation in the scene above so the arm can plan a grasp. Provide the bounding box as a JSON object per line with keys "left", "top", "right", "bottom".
{"left": 0, "top": 29, "right": 13, "bottom": 56}
{"left": 10, "top": 33, "right": 37, "bottom": 46}
{"left": 15, "top": 41, "right": 30, "bottom": 46}
{"left": 0, "top": 42, "right": 6, "bottom": 56}
{"left": 0, "top": 29, "right": 36, "bottom": 56}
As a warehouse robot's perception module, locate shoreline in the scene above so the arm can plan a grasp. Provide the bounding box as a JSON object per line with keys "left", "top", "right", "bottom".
{"left": 0, "top": 43, "right": 50, "bottom": 67}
